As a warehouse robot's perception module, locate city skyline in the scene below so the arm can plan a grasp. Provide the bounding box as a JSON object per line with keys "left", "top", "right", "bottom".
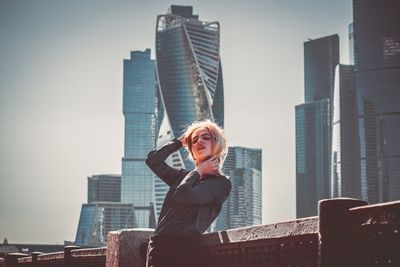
{"left": 296, "top": 0, "right": 400, "bottom": 217}
{"left": 0, "top": 0, "right": 353, "bottom": 243}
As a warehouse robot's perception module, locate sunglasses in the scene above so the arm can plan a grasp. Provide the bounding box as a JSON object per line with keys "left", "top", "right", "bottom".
{"left": 191, "top": 134, "right": 215, "bottom": 145}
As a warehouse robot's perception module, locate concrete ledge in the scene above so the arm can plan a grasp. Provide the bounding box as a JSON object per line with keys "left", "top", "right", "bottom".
{"left": 106, "top": 228, "right": 154, "bottom": 267}
{"left": 37, "top": 251, "right": 64, "bottom": 261}
{"left": 349, "top": 200, "right": 400, "bottom": 225}
{"left": 192, "top": 216, "right": 319, "bottom": 247}
{"left": 72, "top": 247, "right": 107, "bottom": 257}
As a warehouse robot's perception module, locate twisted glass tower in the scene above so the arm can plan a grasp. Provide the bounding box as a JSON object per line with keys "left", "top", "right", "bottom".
{"left": 154, "top": 6, "right": 224, "bottom": 218}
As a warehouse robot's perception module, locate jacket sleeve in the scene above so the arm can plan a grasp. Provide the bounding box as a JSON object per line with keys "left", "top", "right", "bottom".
{"left": 172, "top": 172, "right": 231, "bottom": 205}
{"left": 145, "top": 139, "right": 186, "bottom": 186}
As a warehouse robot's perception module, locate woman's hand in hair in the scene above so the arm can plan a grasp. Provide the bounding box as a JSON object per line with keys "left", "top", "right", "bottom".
{"left": 195, "top": 156, "right": 219, "bottom": 177}
{"left": 177, "top": 133, "right": 187, "bottom": 147}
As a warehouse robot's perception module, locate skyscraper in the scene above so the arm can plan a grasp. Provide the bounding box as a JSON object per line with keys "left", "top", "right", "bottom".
{"left": 75, "top": 202, "right": 136, "bottom": 247}
{"left": 154, "top": 5, "right": 224, "bottom": 218}
{"left": 121, "top": 49, "right": 157, "bottom": 228}
{"left": 75, "top": 174, "right": 136, "bottom": 247}
{"left": 87, "top": 174, "right": 121, "bottom": 203}
{"left": 296, "top": 99, "right": 330, "bottom": 217}
{"left": 214, "top": 147, "right": 262, "bottom": 231}
{"left": 304, "top": 35, "right": 339, "bottom": 102}
{"left": 331, "top": 64, "right": 361, "bottom": 199}
{"left": 296, "top": 35, "right": 339, "bottom": 218}
{"left": 353, "top": 0, "right": 400, "bottom": 203}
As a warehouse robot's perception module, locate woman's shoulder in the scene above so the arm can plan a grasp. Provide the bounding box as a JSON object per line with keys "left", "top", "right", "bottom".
{"left": 206, "top": 173, "right": 231, "bottom": 185}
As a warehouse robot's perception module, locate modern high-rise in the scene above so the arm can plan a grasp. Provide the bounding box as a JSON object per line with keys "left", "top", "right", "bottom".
{"left": 154, "top": 5, "right": 224, "bottom": 218}
{"left": 296, "top": 99, "right": 330, "bottom": 217}
{"left": 214, "top": 147, "right": 262, "bottom": 231}
{"left": 296, "top": 35, "right": 339, "bottom": 218}
{"left": 331, "top": 64, "right": 361, "bottom": 199}
{"left": 75, "top": 202, "right": 136, "bottom": 247}
{"left": 353, "top": 0, "right": 400, "bottom": 203}
{"left": 121, "top": 49, "right": 157, "bottom": 228}
{"left": 75, "top": 174, "right": 136, "bottom": 247}
{"left": 304, "top": 35, "right": 339, "bottom": 102}
{"left": 87, "top": 174, "right": 121, "bottom": 203}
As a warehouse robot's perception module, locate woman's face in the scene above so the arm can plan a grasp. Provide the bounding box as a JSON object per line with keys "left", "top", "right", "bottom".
{"left": 191, "top": 127, "right": 215, "bottom": 163}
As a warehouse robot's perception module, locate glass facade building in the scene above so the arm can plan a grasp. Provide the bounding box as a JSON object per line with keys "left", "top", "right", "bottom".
{"left": 331, "top": 64, "right": 361, "bottom": 199}
{"left": 296, "top": 35, "right": 339, "bottom": 218}
{"left": 296, "top": 100, "right": 330, "bottom": 218}
{"left": 76, "top": 174, "right": 136, "bottom": 246}
{"left": 154, "top": 5, "right": 224, "bottom": 219}
{"left": 304, "top": 35, "right": 339, "bottom": 102}
{"left": 121, "top": 49, "right": 157, "bottom": 228}
{"left": 75, "top": 202, "right": 136, "bottom": 247}
{"left": 353, "top": 0, "right": 400, "bottom": 203}
{"left": 214, "top": 147, "right": 262, "bottom": 231}
{"left": 87, "top": 174, "right": 121, "bottom": 203}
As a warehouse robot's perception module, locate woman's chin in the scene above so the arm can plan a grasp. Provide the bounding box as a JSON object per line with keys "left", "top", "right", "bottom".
{"left": 195, "top": 155, "right": 210, "bottom": 164}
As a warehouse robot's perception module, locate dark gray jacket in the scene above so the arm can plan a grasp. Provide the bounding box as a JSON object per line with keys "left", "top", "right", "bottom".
{"left": 145, "top": 139, "right": 231, "bottom": 235}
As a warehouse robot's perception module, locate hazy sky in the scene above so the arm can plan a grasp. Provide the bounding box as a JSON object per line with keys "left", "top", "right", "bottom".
{"left": 0, "top": 0, "right": 352, "bottom": 244}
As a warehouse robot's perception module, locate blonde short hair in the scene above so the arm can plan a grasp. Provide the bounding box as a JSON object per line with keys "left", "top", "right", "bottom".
{"left": 181, "top": 120, "right": 227, "bottom": 165}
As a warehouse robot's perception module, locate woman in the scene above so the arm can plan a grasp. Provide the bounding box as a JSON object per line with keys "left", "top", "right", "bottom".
{"left": 145, "top": 120, "right": 231, "bottom": 267}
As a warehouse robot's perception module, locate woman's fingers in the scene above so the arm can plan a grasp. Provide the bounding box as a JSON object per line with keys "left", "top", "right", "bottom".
{"left": 209, "top": 157, "right": 219, "bottom": 169}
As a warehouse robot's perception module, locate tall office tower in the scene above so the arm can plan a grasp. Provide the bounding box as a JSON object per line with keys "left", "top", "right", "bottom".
{"left": 121, "top": 49, "right": 157, "bottom": 228}
{"left": 331, "top": 65, "right": 361, "bottom": 199}
{"left": 75, "top": 174, "right": 136, "bottom": 247}
{"left": 304, "top": 35, "right": 339, "bottom": 102}
{"left": 214, "top": 147, "right": 262, "bottom": 231}
{"left": 296, "top": 35, "right": 339, "bottom": 218}
{"left": 353, "top": 0, "right": 400, "bottom": 203}
{"left": 75, "top": 202, "right": 136, "bottom": 247}
{"left": 154, "top": 5, "right": 224, "bottom": 218}
{"left": 87, "top": 175, "right": 121, "bottom": 203}
{"left": 296, "top": 100, "right": 330, "bottom": 217}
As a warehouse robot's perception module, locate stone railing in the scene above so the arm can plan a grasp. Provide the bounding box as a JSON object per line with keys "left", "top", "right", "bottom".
{"left": 0, "top": 246, "right": 107, "bottom": 267}
{"left": 347, "top": 200, "right": 400, "bottom": 266}
{"left": 1, "top": 198, "right": 399, "bottom": 267}
{"left": 192, "top": 216, "right": 319, "bottom": 266}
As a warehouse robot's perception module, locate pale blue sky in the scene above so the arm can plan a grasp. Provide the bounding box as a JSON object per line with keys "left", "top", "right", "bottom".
{"left": 0, "top": 0, "right": 352, "bottom": 243}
